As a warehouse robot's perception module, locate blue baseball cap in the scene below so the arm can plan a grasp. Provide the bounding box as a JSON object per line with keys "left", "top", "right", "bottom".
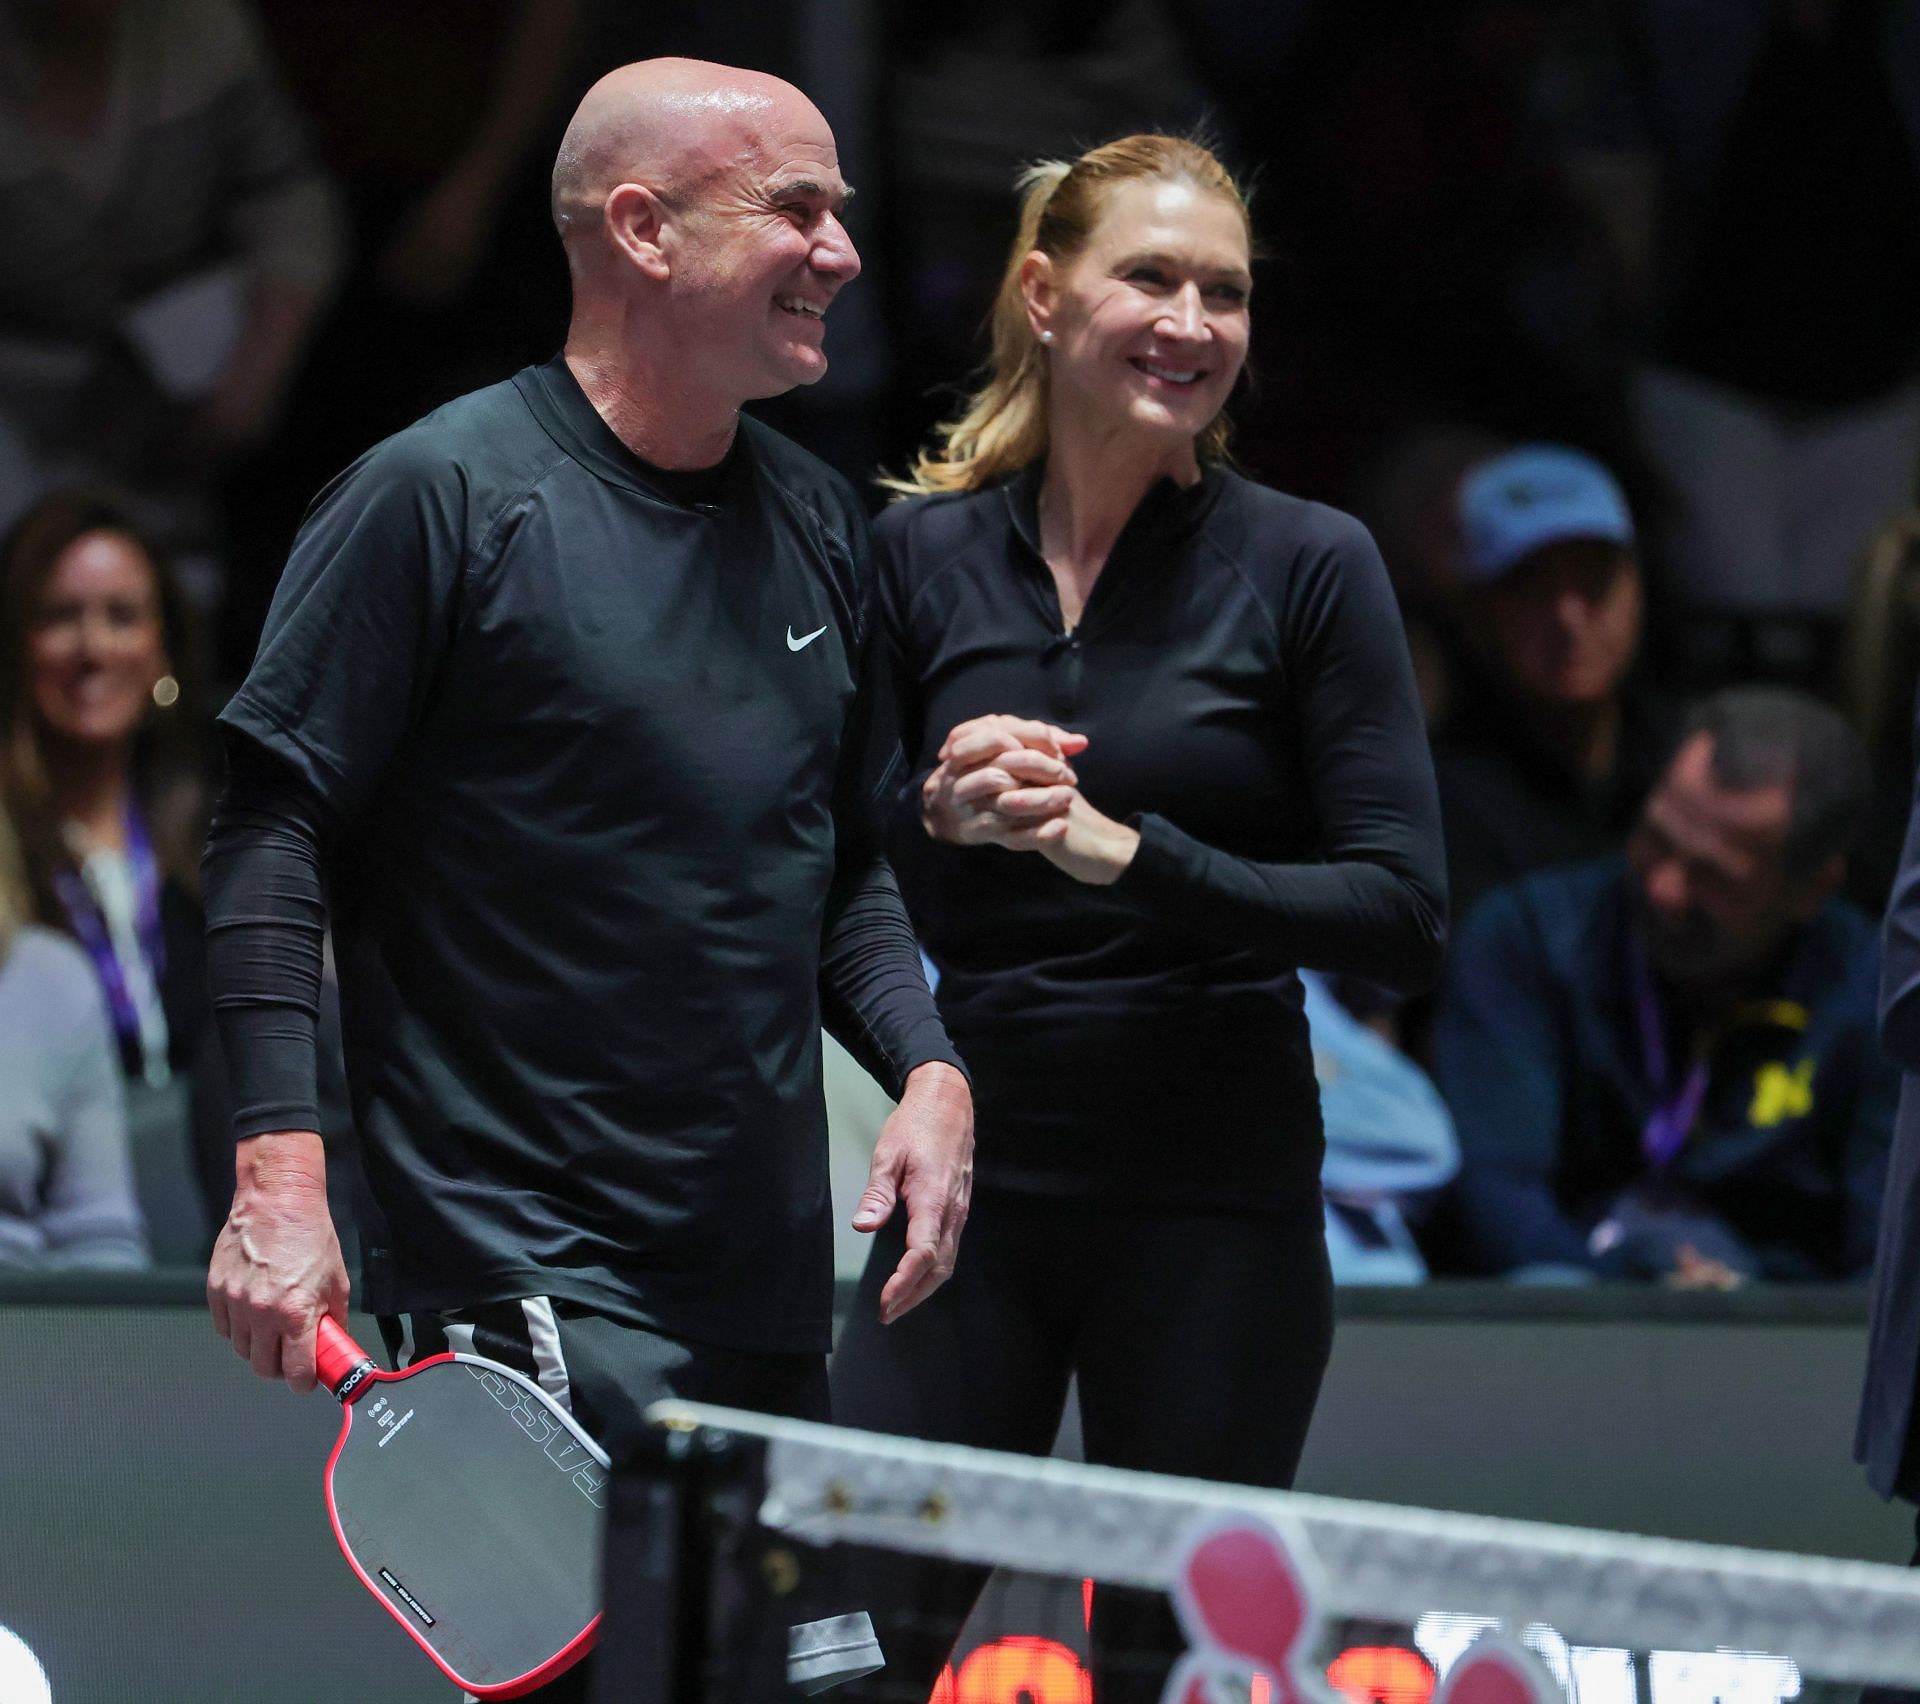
{"left": 1457, "top": 445, "right": 1636, "bottom": 584}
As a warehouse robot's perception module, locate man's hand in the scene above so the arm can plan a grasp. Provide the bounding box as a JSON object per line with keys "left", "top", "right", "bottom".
{"left": 851, "top": 1062, "right": 973, "bottom": 1324}
{"left": 1665, "top": 1243, "right": 1748, "bottom": 1292}
{"left": 922, "top": 715, "right": 1087, "bottom": 851}
{"left": 207, "top": 1129, "right": 350, "bottom": 1393}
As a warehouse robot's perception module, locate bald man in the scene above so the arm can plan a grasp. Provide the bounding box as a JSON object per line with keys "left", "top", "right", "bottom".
{"left": 201, "top": 60, "right": 972, "bottom": 1695}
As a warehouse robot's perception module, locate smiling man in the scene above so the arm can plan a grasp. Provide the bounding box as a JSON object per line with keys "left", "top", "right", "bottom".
{"left": 1431, "top": 686, "right": 1893, "bottom": 1285}
{"left": 199, "top": 59, "right": 971, "bottom": 1698}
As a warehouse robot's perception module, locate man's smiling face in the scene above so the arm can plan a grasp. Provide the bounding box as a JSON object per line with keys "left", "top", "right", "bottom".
{"left": 662, "top": 93, "right": 861, "bottom": 403}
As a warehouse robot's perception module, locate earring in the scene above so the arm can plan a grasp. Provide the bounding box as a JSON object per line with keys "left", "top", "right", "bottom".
{"left": 152, "top": 674, "right": 179, "bottom": 709}
{"left": 1039, "top": 330, "right": 1054, "bottom": 344}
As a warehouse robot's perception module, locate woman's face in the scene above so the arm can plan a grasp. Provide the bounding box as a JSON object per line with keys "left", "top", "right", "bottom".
{"left": 1029, "top": 177, "right": 1252, "bottom": 451}
{"left": 28, "top": 529, "right": 169, "bottom": 752}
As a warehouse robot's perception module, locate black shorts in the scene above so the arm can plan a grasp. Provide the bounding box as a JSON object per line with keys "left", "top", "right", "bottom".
{"left": 379, "top": 1297, "right": 829, "bottom": 1460}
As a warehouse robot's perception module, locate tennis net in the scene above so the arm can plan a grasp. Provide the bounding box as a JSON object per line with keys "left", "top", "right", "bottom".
{"left": 618, "top": 1400, "right": 1920, "bottom": 1704}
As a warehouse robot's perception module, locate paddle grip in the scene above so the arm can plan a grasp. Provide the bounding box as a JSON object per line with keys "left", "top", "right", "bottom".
{"left": 315, "top": 1315, "right": 377, "bottom": 1404}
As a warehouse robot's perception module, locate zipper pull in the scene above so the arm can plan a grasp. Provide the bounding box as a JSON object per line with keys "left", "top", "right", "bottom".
{"left": 1044, "top": 628, "right": 1082, "bottom": 718}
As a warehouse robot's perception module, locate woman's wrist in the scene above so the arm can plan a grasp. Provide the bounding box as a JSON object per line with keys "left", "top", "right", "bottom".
{"left": 1047, "top": 806, "right": 1139, "bottom": 885}
{"left": 1088, "top": 817, "right": 1141, "bottom": 883}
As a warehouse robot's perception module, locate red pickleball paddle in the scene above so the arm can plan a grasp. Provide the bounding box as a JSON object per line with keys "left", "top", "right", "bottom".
{"left": 314, "top": 1316, "right": 609, "bottom": 1698}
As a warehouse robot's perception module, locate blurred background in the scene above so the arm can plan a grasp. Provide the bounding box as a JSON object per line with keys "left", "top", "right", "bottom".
{"left": 3, "top": 0, "right": 1919, "bottom": 1697}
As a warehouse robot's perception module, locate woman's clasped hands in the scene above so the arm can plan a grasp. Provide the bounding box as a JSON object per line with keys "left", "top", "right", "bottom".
{"left": 920, "top": 714, "right": 1140, "bottom": 885}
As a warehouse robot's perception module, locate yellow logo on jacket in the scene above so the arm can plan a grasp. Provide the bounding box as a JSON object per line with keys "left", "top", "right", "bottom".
{"left": 1750, "top": 1059, "right": 1815, "bottom": 1127}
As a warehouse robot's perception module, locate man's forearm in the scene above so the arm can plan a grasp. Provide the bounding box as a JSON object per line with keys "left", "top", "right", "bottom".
{"left": 202, "top": 744, "right": 332, "bottom": 1139}
{"left": 818, "top": 852, "right": 965, "bottom": 1097}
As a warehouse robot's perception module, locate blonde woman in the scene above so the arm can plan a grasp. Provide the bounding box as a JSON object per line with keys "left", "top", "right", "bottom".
{"left": 0, "top": 800, "right": 148, "bottom": 1269}
{"left": 832, "top": 135, "right": 1446, "bottom": 1699}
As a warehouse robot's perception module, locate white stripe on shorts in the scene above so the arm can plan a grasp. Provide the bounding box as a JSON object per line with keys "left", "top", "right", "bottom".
{"left": 520, "top": 1296, "right": 573, "bottom": 1411}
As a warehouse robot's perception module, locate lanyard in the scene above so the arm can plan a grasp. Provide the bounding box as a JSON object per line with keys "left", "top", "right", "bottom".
{"left": 1628, "top": 931, "right": 1711, "bottom": 1170}
{"left": 53, "top": 798, "right": 166, "bottom": 1058}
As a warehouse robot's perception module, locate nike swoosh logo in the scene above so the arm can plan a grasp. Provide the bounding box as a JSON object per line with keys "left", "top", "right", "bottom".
{"left": 786, "top": 624, "right": 828, "bottom": 652}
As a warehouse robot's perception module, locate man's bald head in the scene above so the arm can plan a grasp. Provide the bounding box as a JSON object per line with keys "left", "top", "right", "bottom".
{"left": 553, "top": 57, "right": 859, "bottom": 431}
{"left": 551, "top": 58, "right": 820, "bottom": 240}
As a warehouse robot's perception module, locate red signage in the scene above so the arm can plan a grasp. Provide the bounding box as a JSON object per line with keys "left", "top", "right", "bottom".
{"left": 1328, "top": 1646, "right": 1438, "bottom": 1704}
{"left": 928, "top": 1639, "right": 1437, "bottom": 1704}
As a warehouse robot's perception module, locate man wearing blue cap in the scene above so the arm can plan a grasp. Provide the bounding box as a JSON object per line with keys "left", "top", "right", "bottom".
{"left": 1434, "top": 444, "right": 1675, "bottom": 928}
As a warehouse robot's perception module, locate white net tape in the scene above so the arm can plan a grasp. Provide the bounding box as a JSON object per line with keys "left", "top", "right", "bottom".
{"left": 648, "top": 1400, "right": 1920, "bottom": 1689}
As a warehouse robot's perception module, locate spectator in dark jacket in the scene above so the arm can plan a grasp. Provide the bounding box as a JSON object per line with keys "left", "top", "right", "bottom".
{"left": 1859, "top": 689, "right": 1920, "bottom": 1522}
{"left": 1434, "top": 443, "right": 1676, "bottom": 928}
{"left": 1855, "top": 685, "right": 1920, "bottom": 1704}
{"left": 1433, "top": 686, "right": 1891, "bottom": 1283}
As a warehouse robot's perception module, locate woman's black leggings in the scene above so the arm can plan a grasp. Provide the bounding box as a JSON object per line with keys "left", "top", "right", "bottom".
{"left": 830, "top": 1186, "right": 1335, "bottom": 1703}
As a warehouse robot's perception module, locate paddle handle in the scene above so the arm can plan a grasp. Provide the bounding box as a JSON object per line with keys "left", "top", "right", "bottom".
{"left": 316, "top": 1315, "right": 378, "bottom": 1404}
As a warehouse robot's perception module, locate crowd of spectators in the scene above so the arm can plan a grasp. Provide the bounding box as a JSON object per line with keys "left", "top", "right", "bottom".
{"left": 0, "top": 0, "right": 344, "bottom": 624}
{"left": 1, "top": 0, "right": 1915, "bottom": 1287}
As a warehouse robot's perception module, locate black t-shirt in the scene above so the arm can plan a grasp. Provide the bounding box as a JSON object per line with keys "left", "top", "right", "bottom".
{"left": 216, "top": 355, "right": 958, "bottom": 1351}
{"left": 878, "top": 464, "right": 1446, "bottom": 1210}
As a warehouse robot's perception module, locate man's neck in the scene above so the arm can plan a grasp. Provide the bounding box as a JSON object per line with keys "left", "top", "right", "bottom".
{"left": 563, "top": 330, "right": 738, "bottom": 471}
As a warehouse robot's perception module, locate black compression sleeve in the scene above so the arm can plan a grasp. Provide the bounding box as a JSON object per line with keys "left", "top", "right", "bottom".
{"left": 201, "top": 734, "right": 331, "bottom": 1140}
{"left": 819, "top": 592, "right": 966, "bottom": 1099}
{"left": 820, "top": 850, "right": 965, "bottom": 1099}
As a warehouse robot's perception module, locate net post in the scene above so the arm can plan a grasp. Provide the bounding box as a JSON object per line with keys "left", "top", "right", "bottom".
{"left": 591, "top": 1418, "right": 789, "bottom": 1704}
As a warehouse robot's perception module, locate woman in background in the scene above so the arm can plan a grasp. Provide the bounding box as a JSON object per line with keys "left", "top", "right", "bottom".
{"left": 0, "top": 488, "right": 223, "bottom": 1251}
{"left": 0, "top": 798, "right": 147, "bottom": 1269}
{"left": 832, "top": 135, "right": 1447, "bottom": 1700}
